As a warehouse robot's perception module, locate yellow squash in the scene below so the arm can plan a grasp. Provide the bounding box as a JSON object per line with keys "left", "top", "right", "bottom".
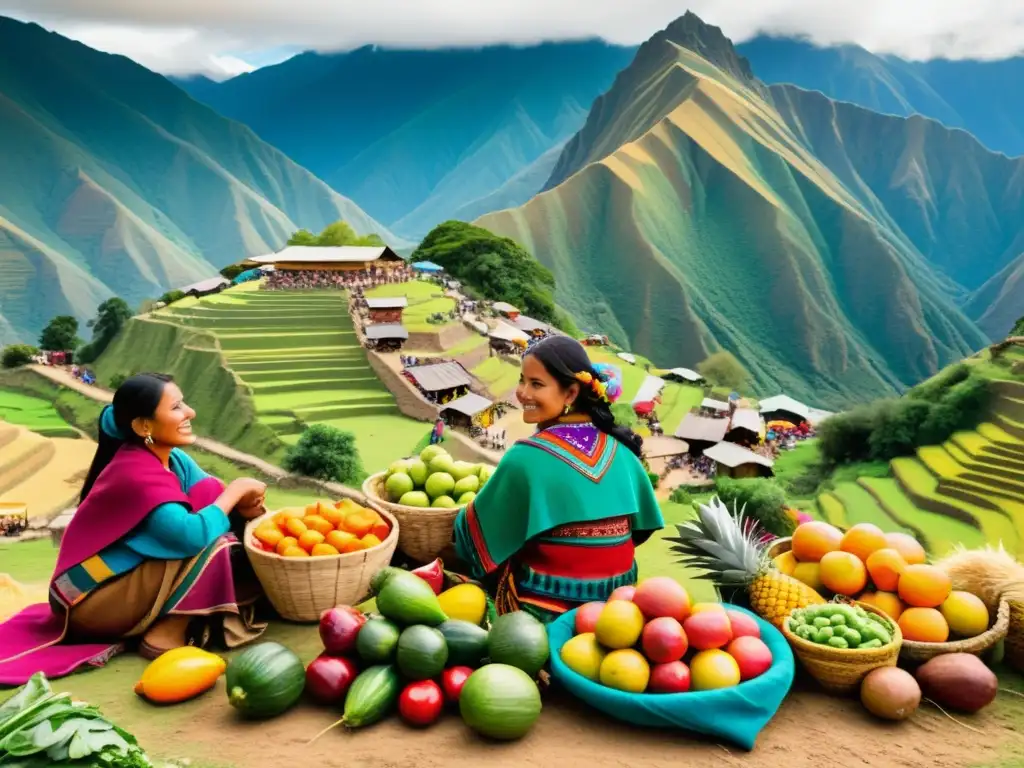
{"left": 438, "top": 583, "right": 487, "bottom": 625}
{"left": 134, "top": 646, "right": 226, "bottom": 704}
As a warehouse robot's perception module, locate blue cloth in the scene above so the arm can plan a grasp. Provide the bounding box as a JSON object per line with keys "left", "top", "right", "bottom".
{"left": 547, "top": 604, "right": 795, "bottom": 751}
{"left": 411, "top": 261, "right": 443, "bottom": 272}
{"left": 99, "top": 404, "right": 123, "bottom": 440}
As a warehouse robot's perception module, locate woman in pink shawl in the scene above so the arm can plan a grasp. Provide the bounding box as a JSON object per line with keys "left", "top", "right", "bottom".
{"left": 0, "top": 373, "right": 268, "bottom": 685}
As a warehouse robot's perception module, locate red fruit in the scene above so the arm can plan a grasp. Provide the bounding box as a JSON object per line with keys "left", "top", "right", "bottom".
{"left": 575, "top": 602, "right": 606, "bottom": 635}
{"left": 633, "top": 577, "right": 691, "bottom": 621}
{"left": 441, "top": 666, "right": 473, "bottom": 703}
{"left": 304, "top": 654, "right": 359, "bottom": 704}
{"left": 608, "top": 585, "right": 636, "bottom": 602}
{"left": 318, "top": 605, "right": 367, "bottom": 655}
{"left": 398, "top": 680, "right": 444, "bottom": 727}
{"left": 648, "top": 661, "right": 691, "bottom": 693}
{"left": 725, "top": 610, "right": 761, "bottom": 639}
{"left": 682, "top": 611, "right": 733, "bottom": 651}
{"left": 410, "top": 558, "right": 445, "bottom": 595}
{"left": 640, "top": 617, "right": 688, "bottom": 663}
{"left": 727, "top": 636, "right": 773, "bottom": 681}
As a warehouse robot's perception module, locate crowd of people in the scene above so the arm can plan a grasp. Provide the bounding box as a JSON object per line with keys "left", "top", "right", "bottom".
{"left": 264, "top": 265, "right": 414, "bottom": 291}
{"left": 0, "top": 514, "right": 26, "bottom": 537}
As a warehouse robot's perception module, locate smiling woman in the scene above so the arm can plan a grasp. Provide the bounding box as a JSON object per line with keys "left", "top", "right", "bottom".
{"left": 0, "top": 373, "right": 270, "bottom": 686}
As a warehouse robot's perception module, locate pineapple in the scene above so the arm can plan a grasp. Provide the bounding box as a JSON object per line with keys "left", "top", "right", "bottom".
{"left": 668, "top": 496, "right": 825, "bottom": 627}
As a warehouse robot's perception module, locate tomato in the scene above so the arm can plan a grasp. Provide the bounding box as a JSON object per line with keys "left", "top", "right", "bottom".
{"left": 398, "top": 680, "right": 444, "bottom": 727}
{"left": 441, "top": 666, "right": 473, "bottom": 704}
{"left": 305, "top": 654, "right": 359, "bottom": 704}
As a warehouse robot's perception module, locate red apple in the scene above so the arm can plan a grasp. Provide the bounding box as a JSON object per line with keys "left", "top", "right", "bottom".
{"left": 727, "top": 636, "right": 773, "bottom": 681}
{"left": 633, "top": 577, "right": 691, "bottom": 621}
{"left": 304, "top": 654, "right": 359, "bottom": 704}
{"left": 608, "top": 585, "right": 636, "bottom": 602}
{"left": 682, "top": 610, "right": 733, "bottom": 651}
{"left": 575, "top": 601, "right": 606, "bottom": 635}
{"left": 441, "top": 666, "right": 473, "bottom": 704}
{"left": 641, "top": 617, "right": 688, "bottom": 663}
{"left": 398, "top": 680, "right": 444, "bottom": 727}
{"left": 319, "top": 605, "right": 367, "bottom": 655}
{"left": 648, "top": 661, "right": 691, "bottom": 693}
{"left": 726, "top": 610, "right": 761, "bottom": 639}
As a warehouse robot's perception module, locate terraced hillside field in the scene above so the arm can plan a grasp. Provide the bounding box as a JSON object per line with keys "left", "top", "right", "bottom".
{"left": 812, "top": 380, "right": 1024, "bottom": 557}
{"left": 0, "top": 391, "right": 79, "bottom": 438}
{"left": 0, "top": 420, "right": 93, "bottom": 523}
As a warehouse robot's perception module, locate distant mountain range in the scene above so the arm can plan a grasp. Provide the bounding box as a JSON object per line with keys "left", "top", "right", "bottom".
{"left": 478, "top": 13, "right": 1023, "bottom": 408}
{"left": 0, "top": 16, "right": 389, "bottom": 345}
{"left": 175, "top": 42, "right": 636, "bottom": 238}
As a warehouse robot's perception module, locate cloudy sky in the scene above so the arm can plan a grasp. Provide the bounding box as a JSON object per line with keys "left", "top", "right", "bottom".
{"left": 3, "top": 0, "right": 1023, "bottom": 79}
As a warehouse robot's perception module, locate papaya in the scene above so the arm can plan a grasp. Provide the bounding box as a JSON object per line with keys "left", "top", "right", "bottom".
{"left": 134, "top": 646, "right": 226, "bottom": 704}
{"left": 377, "top": 571, "right": 448, "bottom": 626}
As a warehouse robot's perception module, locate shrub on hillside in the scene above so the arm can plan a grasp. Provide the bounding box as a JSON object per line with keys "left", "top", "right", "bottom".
{"left": 158, "top": 290, "right": 186, "bottom": 305}
{"left": 219, "top": 264, "right": 246, "bottom": 280}
{"left": 611, "top": 401, "right": 638, "bottom": 428}
{"left": 817, "top": 405, "right": 878, "bottom": 464}
{"left": 669, "top": 487, "right": 693, "bottom": 506}
{"left": 907, "top": 363, "right": 970, "bottom": 402}
{"left": 2, "top": 344, "right": 39, "bottom": 369}
{"left": 867, "top": 399, "right": 932, "bottom": 460}
{"left": 76, "top": 297, "right": 133, "bottom": 364}
{"left": 697, "top": 351, "right": 750, "bottom": 392}
{"left": 1012, "top": 315, "right": 1024, "bottom": 336}
{"left": 283, "top": 424, "right": 363, "bottom": 485}
{"left": 713, "top": 477, "right": 795, "bottom": 537}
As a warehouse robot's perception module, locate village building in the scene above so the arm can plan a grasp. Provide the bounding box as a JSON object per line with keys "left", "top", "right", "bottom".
{"left": 245, "top": 245, "right": 405, "bottom": 272}
{"left": 491, "top": 301, "right": 520, "bottom": 320}
{"left": 404, "top": 361, "right": 474, "bottom": 403}
{"left": 488, "top": 321, "right": 530, "bottom": 356}
{"left": 700, "top": 397, "right": 730, "bottom": 416}
{"left": 662, "top": 367, "right": 705, "bottom": 385}
{"left": 364, "top": 323, "right": 408, "bottom": 352}
{"left": 759, "top": 394, "right": 812, "bottom": 426}
{"left": 365, "top": 296, "right": 407, "bottom": 324}
{"left": 675, "top": 413, "right": 729, "bottom": 454}
{"left": 440, "top": 392, "right": 496, "bottom": 430}
{"left": 703, "top": 441, "right": 775, "bottom": 479}
{"left": 642, "top": 435, "right": 690, "bottom": 476}
{"left": 725, "top": 407, "right": 764, "bottom": 445}
{"left": 180, "top": 276, "right": 230, "bottom": 298}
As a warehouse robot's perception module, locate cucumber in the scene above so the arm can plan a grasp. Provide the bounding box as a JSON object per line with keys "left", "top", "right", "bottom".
{"left": 357, "top": 618, "right": 401, "bottom": 664}
{"left": 343, "top": 665, "right": 402, "bottom": 728}
{"left": 438, "top": 620, "right": 489, "bottom": 668}
{"left": 396, "top": 625, "right": 448, "bottom": 680}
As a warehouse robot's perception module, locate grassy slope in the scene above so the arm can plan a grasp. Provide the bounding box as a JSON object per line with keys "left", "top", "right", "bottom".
{"left": 477, "top": 17, "right": 998, "bottom": 409}
{"left": 365, "top": 280, "right": 458, "bottom": 332}
{"left": 0, "top": 390, "right": 79, "bottom": 438}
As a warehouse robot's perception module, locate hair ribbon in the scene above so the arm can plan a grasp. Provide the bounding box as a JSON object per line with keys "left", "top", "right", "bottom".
{"left": 99, "top": 404, "right": 125, "bottom": 440}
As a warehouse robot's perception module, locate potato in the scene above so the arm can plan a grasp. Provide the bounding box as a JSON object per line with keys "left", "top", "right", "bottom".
{"left": 915, "top": 653, "right": 997, "bottom": 713}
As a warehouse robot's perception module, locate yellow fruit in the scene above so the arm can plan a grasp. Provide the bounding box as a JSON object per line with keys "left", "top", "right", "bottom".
{"left": 898, "top": 564, "right": 952, "bottom": 608}
{"left": 297, "top": 530, "right": 326, "bottom": 552}
{"left": 560, "top": 632, "right": 606, "bottom": 681}
{"left": 594, "top": 600, "right": 645, "bottom": 649}
{"left": 885, "top": 533, "right": 927, "bottom": 565}
{"left": 792, "top": 562, "right": 823, "bottom": 591}
{"left": 253, "top": 524, "right": 284, "bottom": 549}
{"left": 940, "top": 591, "right": 990, "bottom": 638}
{"left": 302, "top": 515, "right": 335, "bottom": 536}
{"left": 898, "top": 607, "right": 949, "bottom": 643}
{"left": 858, "top": 591, "right": 906, "bottom": 622}
{"left": 275, "top": 536, "right": 298, "bottom": 555}
{"left": 690, "top": 649, "right": 741, "bottom": 690}
{"left": 865, "top": 548, "right": 908, "bottom": 592}
{"left": 281, "top": 546, "right": 309, "bottom": 558}
{"left": 438, "top": 583, "right": 487, "bottom": 625}
{"left": 819, "top": 551, "right": 868, "bottom": 596}
{"left": 133, "top": 646, "right": 226, "bottom": 704}
{"left": 839, "top": 523, "right": 888, "bottom": 563}
{"left": 598, "top": 649, "right": 649, "bottom": 692}
{"left": 310, "top": 543, "right": 340, "bottom": 557}
{"left": 773, "top": 550, "right": 798, "bottom": 576}
{"left": 325, "top": 529, "right": 359, "bottom": 553}
{"left": 690, "top": 602, "right": 726, "bottom": 615}
{"left": 791, "top": 521, "right": 843, "bottom": 562}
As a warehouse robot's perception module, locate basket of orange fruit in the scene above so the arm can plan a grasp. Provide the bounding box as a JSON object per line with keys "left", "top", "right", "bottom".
{"left": 244, "top": 498, "right": 399, "bottom": 622}
{"left": 768, "top": 521, "right": 1009, "bottom": 666}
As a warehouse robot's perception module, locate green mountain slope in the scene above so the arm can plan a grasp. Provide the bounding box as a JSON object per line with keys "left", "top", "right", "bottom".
{"left": 0, "top": 16, "right": 393, "bottom": 344}
{"left": 477, "top": 13, "right": 997, "bottom": 408}
{"left": 179, "top": 42, "right": 637, "bottom": 237}
{"left": 966, "top": 253, "right": 1024, "bottom": 339}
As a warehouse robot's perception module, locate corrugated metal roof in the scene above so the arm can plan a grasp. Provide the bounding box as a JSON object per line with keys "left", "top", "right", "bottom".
{"left": 249, "top": 245, "right": 402, "bottom": 264}
{"left": 665, "top": 367, "right": 703, "bottom": 382}
{"left": 632, "top": 375, "right": 666, "bottom": 405}
{"left": 366, "top": 297, "right": 408, "bottom": 309}
{"left": 180, "top": 276, "right": 229, "bottom": 294}
{"left": 440, "top": 392, "right": 493, "bottom": 417}
{"left": 489, "top": 321, "right": 530, "bottom": 343}
{"left": 642, "top": 435, "right": 690, "bottom": 458}
{"left": 704, "top": 441, "right": 775, "bottom": 470}
{"left": 729, "top": 408, "right": 763, "bottom": 435}
{"left": 364, "top": 323, "right": 409, "bottom": 340}
{"left": 513, "top": 315, "right": 555, "bottom": 334}
{"left": 759, "top": 394, "right": 811, "bottom": 422}
{"left": 406, "top": 361, "right": 473, "bottom": 391}
{"left": 701, "top": 398, "right": 730, "bottom": 411}
{"left": 675, "top": 413, "right": 729, "bottom": 443}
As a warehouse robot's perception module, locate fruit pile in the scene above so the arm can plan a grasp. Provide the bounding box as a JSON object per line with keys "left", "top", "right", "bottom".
{"left": 381, "top": 445, "right": 493, "bottom": 508}
{"left": 251, "top": 499, "right": 391, "bottom": 558}
{"left": 786, "top": 603, "right": 895, "bottom": 650}
{"left": 302, "top": 564, "right": 546, "bottom": 740}
{"left": 560, "top": 578, "right": 774, "bottom": 693}
{"left": 776, "top": 522, "right": 992, "bottom": 643}
{"left": 860, "top": 653, "right": 999, "bottom": 722}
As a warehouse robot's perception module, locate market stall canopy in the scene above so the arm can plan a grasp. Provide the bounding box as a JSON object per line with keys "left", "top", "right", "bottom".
{"left": 365, "top": 297, "right": 408, "bottom": 310}
{"left": 180, "top": 276, "right": 229, "bottom": 295}
{"left": 704, "top": 441, "right": 775, "bottom": 470}
{"left": 440, "top": 392, "right": 493, "bottom": 418}
{"left": 411, "top": 261, "right": 443, "bottom": 272}
{"left": 632, "top": 375, "right": 666, "bottom": 405}
{"left": 729, "top": 408, "right": 764, "bottom": 435}
{"left": 247, "top": 245, "right": 403, "bottom": 265}
{"left": 758, "top": 394, "right": 811, "bottom": 423}
{"left": 633, "top": 401, "right": 656, "bottom": 416}
{"left": 406, "top": 361, "right": 473, "bottom": 392}
{"left": 488, "top": 321, "right": 530, "bottom": 343}
{"left": 617, "top": 352, "right": 637, "bottom": 365}
{"left": 643, "top": 435, "right": 690, "bottom": 459}
{"left": 664, "top": 367, "right": 704, "bottom": 383}
{"left": 492, "top": 301, "right": 520, "bottom": 314}
{"left": 513, "top": 315, "right": 558, "bottom": 335}
{"left": 701, "top": 398, "right": 730, "bottom": 412}
{"left": 675, "top": 413, "right": 729, "bottom": 443}
{"left": 364, "top": 323, "right": 409, "bottom": 340}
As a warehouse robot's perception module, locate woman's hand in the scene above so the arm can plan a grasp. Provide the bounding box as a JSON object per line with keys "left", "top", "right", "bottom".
{"left": 215, "top": 478, "right": 267, "bottom": 515}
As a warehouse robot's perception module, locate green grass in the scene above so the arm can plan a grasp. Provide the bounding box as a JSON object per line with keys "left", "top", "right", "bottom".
{"left": 365, "top": 280, "right": 458, "bottom": 331}
{"left": 637, "top": 500, "right": 718, "bottom": 604}
{"left": 816, "top": 492, "right": 849, "bottom": 528}
{"left": 829, "top": 481, "right": 913, "bottom": 535}
{"left": 654, "top": 381, "right": 704, "bottom": 433}
{"left": 0, "top": 537, "right": 56, "bottom": 583}
{"left": 0, "top": 389, "right": 80, "bottom": 438}
{"left": 404, "top": 333, "right": 487, "bottom": 359}
{"left": 472, "top": 356, "right": 521, "bottom": 398}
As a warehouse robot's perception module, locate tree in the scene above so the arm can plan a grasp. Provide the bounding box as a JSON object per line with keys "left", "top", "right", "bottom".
{"left": 2, "top": 344, "right": 39, "bottom": 369}
{"left": 220, "top": 264, "right": 247, "bottom": 280}
{"left": 283, "top": 424, "right": 363, "bottom": 484}
{"left": 287, "top": 228, "right": 318, "bottom": 246}
{"left": 38, "top": 316, "right": 80, "bottom": 351}
{"left": 611, "top": 402, "right": 638, "bottom": 428}
{"left": 696, "top": 351, "right": 750, "bottom": 392}
{"left": 1013, "top": 315, "right": 1024, "bottom": 336}
{"left": 76, "top": 297, "right": 133, "bottom": 364}
{"left": 158, "top": 290, "right": 185, "bottom": 305}
{"left": 713, "top": 477, "right": 795, "bottom": 537}
{"left": 286, "top": 221, "right": 387, "bottom": 248}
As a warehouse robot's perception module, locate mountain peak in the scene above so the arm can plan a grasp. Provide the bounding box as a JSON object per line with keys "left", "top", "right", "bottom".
{"left": 647, "top": 11, "right": 754, "bottom": 82}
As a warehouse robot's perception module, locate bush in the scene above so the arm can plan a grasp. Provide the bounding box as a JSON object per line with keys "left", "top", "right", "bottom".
{"left": 158, "top": 290, "right": 186, "bottom": 305}
{"left": 647, "top": 471, "right": 659, "bottom": 489}
{"left": 108, "top": 372, "right": 130, "bottom": 390}
{"left": 611, "top": 402, "right": 638, "bottom": 428}
{"left": 283, "top": 424, "right": 363, "bottom": 484}
{"left": 697, "top": 351, "right": 750, "bottom": 392}
{"left": 713, "top": 477, "right": 795, "bottom": 537}
{"left": 219, "top": 264, "right": 246, "bottom": 280}
{"left": 868, "top": 399, "right": 932, "bottom": 460}
{"left": 669, "top": 487, "right": 693, "bottom": 506}
{"left": 817, "top": 405, "right": 878, "bottom": 464}
{"left": 2, "top": 344, "right": 39, "bottom": 369}
{"left": 907, "top": 363, "right": 970, "bottom": 402}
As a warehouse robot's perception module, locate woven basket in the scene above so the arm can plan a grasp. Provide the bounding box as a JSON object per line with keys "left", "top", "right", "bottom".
{"left": 781, "top": 601, "right": 902, "bottom": 693}
{"left": 1007, "top": 599, "right": 1024, "bottom": 672}
{"left": 243, "top": 505, "right": 399, "bottom": 622}
{"left": 899, "top": 598, "right": 1010, "bottom": 663}
{"left": 362, "top": 472, "right": 464, "bottom": 563}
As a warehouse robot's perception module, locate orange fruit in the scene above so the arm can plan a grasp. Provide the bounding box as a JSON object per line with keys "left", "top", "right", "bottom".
{"left": 885, "top": 533, "right": 927, "bottom": 565}
{"left": 772, "top": 550, "right": 798, "bottom": 575}
{"left": 319, "top": 505, "right": 345, "bottom": 527}
{"left": 297, "top": 529, "right": 326, "bottom": 552}
{"left": 284, "top": 518, "right": 308, "bottom": 538}
{"left": 897, "top": 564, "right": 952, "bottom": 608}
{"left": 275, "top": 536, "right": 298, "bottom": 555}
{"left": 281, "top": 546, "right": 309, "bottom": 558}
{"left": 857, "top": 591, "right": 905, "bottom": 621}
{"left": 819, "top": 551, "right": 868, "bottom": 596}
{"left": 368, "top": 511, "right": 391, "bottom": 541}
{"left": 360, "top": 533, "right": 383, "bottom": 549}
{"left": 898, "top": 607, "right": 949, "bottom": 643}
{"left": 791, "top": 562, "right": 823, "bottom": 591}
{"left": 326, "top": 529, "right": 360, "bottom": 553}
{"left": 310, "top": 542, "right": 341, "bottom": 557}
{"left": 791, "top": 521, "right": 843, "bottom": 562}
{"left": 865, "top": 548, "right": 908, "bottom": 592}
{"left": 342, "top": 509, "right": 377, "bottom": 538}
{"left": 839, "top": 523, "right": 888, "bottom": 563}
{"left": 302, "top": 515, "right": 335, "bottom": 536}
{"left": 253, "top": 524, "right": 284, "bottom": 549}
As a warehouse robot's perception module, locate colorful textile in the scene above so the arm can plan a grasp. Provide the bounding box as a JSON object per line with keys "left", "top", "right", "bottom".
{"left": 0, "top": 445, "right": 229, "bottom": 685}
{"left": 453, "top": 421, "right": 663, "bottom": 621}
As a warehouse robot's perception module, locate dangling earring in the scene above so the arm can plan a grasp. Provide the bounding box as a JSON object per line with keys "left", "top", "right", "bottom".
{"left": 563, "top": 403, "right": 572, "bottom": 415}
{"left": 144, "top": 434, "right": 154, "bottom": 446}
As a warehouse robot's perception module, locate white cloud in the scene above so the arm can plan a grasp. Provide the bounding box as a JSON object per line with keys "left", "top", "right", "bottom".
{"left": 3, "top": 0, "right": 1024, "bottom": 75}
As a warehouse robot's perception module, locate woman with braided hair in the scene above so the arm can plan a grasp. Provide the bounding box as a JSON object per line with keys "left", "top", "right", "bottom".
{"left": 452, "top": 335, "right": 663, "bottom": 622}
